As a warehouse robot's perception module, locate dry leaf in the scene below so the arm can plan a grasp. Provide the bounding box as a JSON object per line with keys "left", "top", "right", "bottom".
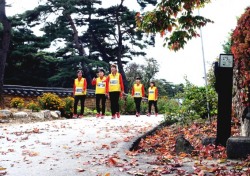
{"left": 76, "top": 168, "right": 85, "bottom": 172}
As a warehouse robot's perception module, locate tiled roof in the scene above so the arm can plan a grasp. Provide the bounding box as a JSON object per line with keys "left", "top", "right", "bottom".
{"left": 3, "top": 85, "right": 95, "bottom": 97}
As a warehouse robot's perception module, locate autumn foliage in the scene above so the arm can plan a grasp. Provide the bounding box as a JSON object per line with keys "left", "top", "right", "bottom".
{"left": 132, "top": 118, "right": 250, "bottom": 175}
{"left": 135, "top": 0, "right": 213, "bottom": 51}
{"left": 231, "top": 7, "right": 250, "bottom": 106}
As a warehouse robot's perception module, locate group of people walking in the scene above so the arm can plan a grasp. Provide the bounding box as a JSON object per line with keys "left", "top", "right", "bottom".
{"left": 72, "top": 64, "right": 158, "bottom": 119}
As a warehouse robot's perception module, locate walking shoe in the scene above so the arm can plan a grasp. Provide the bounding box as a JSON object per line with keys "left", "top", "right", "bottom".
{"left": 78, "top": 115, "right": 84, "bottom": 118}
{"left": 100, "top": 114, "right": 105, "bottom": 119}
{"left": 146, "top": 113, "right": 151, "bottom": 117}
{"left": 155, "top": 113, "right": 158, "bottom": 117}
{"left": 111, "top": 115, "right": 116, "bottom": 119}
{"left": 72, "top": 114, "right": 78, "bottom": 119}
{"left": 96, "top": 113, "right": 100, "bottom": 118}
{"left": 116, "top": 112, "right": 120, "bottom": 118}
{"left": 136, "top": 112, "right": 139, "bottom": 117}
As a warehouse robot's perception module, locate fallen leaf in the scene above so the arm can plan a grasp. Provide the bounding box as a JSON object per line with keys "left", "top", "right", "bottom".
{"left": 33, "top": 128, "right": 40, "bottom": 133}
{"left": 76, "top": 168, "right": 85, "bottom": 172}
{"left": 108, "top": 157, "right": 117, "bottom": 166}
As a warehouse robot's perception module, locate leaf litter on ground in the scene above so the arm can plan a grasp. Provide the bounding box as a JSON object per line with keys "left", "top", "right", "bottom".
{"left": 130, "top": 117, "right": 250, "bottom": 175}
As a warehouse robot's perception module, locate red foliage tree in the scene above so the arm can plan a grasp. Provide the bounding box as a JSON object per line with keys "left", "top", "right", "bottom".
{"left": 231, "top": 7, "right": 250, "bottom": 136}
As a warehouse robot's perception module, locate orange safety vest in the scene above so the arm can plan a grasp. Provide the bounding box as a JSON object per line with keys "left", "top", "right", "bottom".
{"left": 148, "top": 87, "right": 157, "bottom": 100}
{"left": 74, "top": 78, "right": 87, "bottom": 95}
{"left": 95, "top": 77, "right": 106, "bottom": 94}
{"left": 133, "top": 84, "right": 143, "bottom": 98}
{"left": 108, "top": 73, "right": 121, "bottom": 92}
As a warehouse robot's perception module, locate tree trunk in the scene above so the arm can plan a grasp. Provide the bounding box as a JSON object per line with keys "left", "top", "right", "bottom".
{"left": 65, "top": 14, "right": 92, "bottom": 88}
{"left": 116, "top": 0, "right": 128, "bottom": 93}
{"left": 0, "top": 0, "right": 11, "bottom": 108}
{"left": 66, "top": 14, "right": 86, "bottom": 56}
{"left": 232, "top": 69, "right": 250, "bottom": 137}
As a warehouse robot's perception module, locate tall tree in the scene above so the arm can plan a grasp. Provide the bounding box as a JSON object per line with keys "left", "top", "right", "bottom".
{"left": 125, "top": 62, "right": 144, "bottom": 92}
{"left": 85, "top": 1, "right": 156, "bottom": 92}
{"left": 141, "top": 57, "right": 159, "bottom": 91}
{"left": 4, "top": 15, "right": 54, "bottom": 86}
{"left": 19, "top": 0, "right": 102, "bottom": 87}
{"left": 0, "top": 0, "right": 11, "bottom": 108}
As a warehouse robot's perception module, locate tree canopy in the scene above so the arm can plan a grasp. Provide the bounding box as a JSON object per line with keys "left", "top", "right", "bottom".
{"left": 135, "top": 0, "right": 213, "bottom": 51}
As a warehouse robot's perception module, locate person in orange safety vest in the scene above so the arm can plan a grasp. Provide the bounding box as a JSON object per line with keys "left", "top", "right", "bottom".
{"left": 73, "top": 70, "right": 87, "bottom": 118}
{"left": 131, "top": 77, "right": 145, "bottom": 117}
{"left": 147, "top": 81, "right": 158, "bottom": 117}
{"left": 92, "top": 69, "right": 107, "bottom": 119}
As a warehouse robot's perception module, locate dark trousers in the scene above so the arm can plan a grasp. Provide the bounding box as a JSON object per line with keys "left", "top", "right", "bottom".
{"left": 96, "top": 94, "right": 106, "bottom": 114}
{"left": 109, "top": 91, "right": 120, "bottom": 115}
{"left": 134, "top": 97, "right": 142, "bottom": 113}
{"left": 74, "top": 95, "right": 86, "bottom": 115}
{"left": 148, "top": 100, "right": 158, "bottom": 114}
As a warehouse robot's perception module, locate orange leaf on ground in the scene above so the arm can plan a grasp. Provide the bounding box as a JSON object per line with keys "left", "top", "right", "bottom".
{"left": 108, "top": 157, "right": 117, "bottom": 166}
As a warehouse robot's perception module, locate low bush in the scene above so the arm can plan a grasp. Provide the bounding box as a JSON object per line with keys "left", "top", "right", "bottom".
{"left": 38, "top": 93, "right": 64, "bottom": 110}
{"left": 26, "top": 101, "right": 41, "bottom": 112}
{"left": 59, "top": 97, "right": 74, "bottom": 118}
{"left": 10, "top": 97, "right": 25, "bottom": 109}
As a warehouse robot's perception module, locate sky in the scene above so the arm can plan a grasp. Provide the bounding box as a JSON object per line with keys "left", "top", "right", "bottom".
{"left": 6, "top": 0, "right": 250, "bottom": 86}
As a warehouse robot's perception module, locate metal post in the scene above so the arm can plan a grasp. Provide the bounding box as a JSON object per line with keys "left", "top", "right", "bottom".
{"left": 198, "top": 9, "right": 211, "bottom": 122}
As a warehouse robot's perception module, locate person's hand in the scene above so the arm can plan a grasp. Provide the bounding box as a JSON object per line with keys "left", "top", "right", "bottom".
{"left": 120, "top": 91, "right": 124, "bottom": 98}
{"left": 106, "top": 93, "right": 109, "bottom": 99}
{"left": 93, "top": 77, "right": 96, "bottom": 80}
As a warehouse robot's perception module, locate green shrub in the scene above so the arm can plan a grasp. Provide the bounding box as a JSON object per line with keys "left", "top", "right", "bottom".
{"left": 141, "top": 100, "right": 148, "bottom": 114}
{"left": 105, "top": 111, "right": 112, "bottom": 116}
{"left": 124, "top": 94, "right": 136, "bottom": 114}
{"left": 10, "top": 97, "right": 25, "bottom": 109}
{"left": 38, "top": 93, "right": 64, "bottom": 110}
{"left": 157, "top": 96, "right": 168, "bottom": 114}
{"left": 85, "top": 107, "right": 94, "bottom": 116}
{"left": 59, "top": 97, "right": 74, "bottom": 118}
{"left": 161, "top": 78, "right": 218, "bottom": 123}
{"left": 119, "top": 98, "right": 126, "bottom": 113}
{"left": 163, "top": 99, "right": 181, "bottom": 119}
{"left": 177, "top": 83, "right": 218, "bottom": 119}
{"left": 26, "top": 101, "right": 41, "bottom": 112}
